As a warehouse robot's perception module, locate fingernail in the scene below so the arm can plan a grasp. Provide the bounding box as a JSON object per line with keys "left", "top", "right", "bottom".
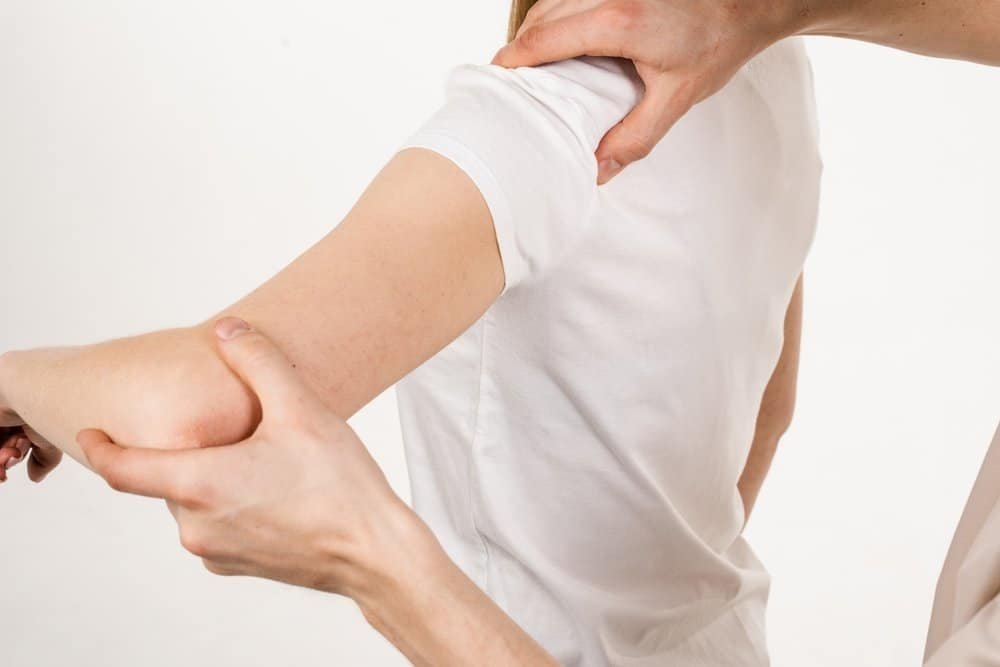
{"left": 215, "top": 317, "right": 251, "bottom": 341}
{"left": 5, "top": 456, "right": 21, "bottom": 469}
{"left": 598, "top": 158, "right": 623, "bottom": 184}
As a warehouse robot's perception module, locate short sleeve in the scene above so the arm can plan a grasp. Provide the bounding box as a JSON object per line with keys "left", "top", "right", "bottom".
{"left": 398, "top": 57, "right": 641, "bottom": 294}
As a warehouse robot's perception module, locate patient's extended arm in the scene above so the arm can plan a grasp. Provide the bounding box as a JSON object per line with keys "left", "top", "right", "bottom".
{"left": 0, "top": 148, "right": 504, "bottom": 469}
{"left": 738, "top": 273, "right": 804, "bottom": 522}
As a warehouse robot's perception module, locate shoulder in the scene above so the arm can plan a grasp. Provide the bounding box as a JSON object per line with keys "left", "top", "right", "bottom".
{"left": 441, "top": 56, "right": 643, "bottom": 147}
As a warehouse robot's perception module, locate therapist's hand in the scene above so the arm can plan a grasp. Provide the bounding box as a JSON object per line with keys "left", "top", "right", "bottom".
{"left": 78, "top": 317, "right": 421, "bottom": 598}
{"left": 492, "top": 0, "right": 794, "bottom": 183}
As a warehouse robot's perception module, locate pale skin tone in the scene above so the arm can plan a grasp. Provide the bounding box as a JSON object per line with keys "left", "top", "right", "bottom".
{"left": 739, "top": 274, "right": 804, "bottom": 519}
{"left": 0, "top": 145, "right": 800, "bottom": 664}
{"left": 5, "top": 0, "right": 992, "bottom": 658}
{"left": 0, "top": 148, "right": 561, "bottom": 664}
{"left": 77, "top": 317, "right": 561, "bottom": 667}
{"left": 494, "top": 0, "right": 1000, "bottom": 183}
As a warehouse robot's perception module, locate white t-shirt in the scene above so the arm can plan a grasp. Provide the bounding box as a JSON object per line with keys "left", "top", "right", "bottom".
{"left": 396, "top": 38, "right": 822, "bottom": 666}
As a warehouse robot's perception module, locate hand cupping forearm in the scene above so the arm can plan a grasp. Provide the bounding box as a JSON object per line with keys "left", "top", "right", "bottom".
{"left": 79, "top": 319, "right": 557, "bottom": 667}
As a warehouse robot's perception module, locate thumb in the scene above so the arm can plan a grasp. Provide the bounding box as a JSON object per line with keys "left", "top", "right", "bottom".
{"left": 596, "top": 75, "right": 689, "bottom": 185}
{"left": 212, "top": 317, "right": 317, "bottom": 423}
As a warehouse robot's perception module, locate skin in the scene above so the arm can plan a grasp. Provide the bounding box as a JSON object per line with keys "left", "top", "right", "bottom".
{"left": 0, "top": 148, "right": 504, "bottom": 469}
{"left": 4, "top": 0, "right": 992, "bottom": 657}
{"left": 78, "top": 317, "right": 559, "bottom": 667}
{"left": 739, "top": 274, "right": 803, "bottom": 521}
{"left": 493, "top": 0, "right": 1000, "bottom": 183}
{"left": 0, "top": 148, "right": 553, "bottom": 664}
{"left": 0, "top": 90, "right": 801, "bottom": 665}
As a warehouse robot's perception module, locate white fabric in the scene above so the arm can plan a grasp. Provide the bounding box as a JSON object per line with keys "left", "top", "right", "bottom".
{"left": 925, "top": 420, "right": 1000, "bottom": 665}
{"left": 395, "top": 38, "right": 822, "bottom": 666}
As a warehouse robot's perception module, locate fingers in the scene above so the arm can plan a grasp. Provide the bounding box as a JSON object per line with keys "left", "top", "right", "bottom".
{"left": 22, "top": 425, "right": 62, "bottom": 483}
{"left": 27, "top": 441, "right": 63, "bottom": 483}
{"left": 0, "top": 435, "right": 29, "bottom": 482}
{"left": 493, "top": 10, "right": 622, "bottom": 68}
{"left": 0, "top": 427, "right": 64, "bottom": 484}
{"left": 595, "top": 74, "right": 691, "bottom": 184}
{"left": 212, "top": 317, "right": 318, "bottom": 423}
{"left": 0, "top": 409, "right": 24, "bottom": 428}
{"left": 77, "top": 428, "right": 207, "bottom": 503}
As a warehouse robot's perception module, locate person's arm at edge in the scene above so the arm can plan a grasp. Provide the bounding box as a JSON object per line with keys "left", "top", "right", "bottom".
{"left": 795, "top": 0, "right": 1000, "bottom": 64}
{"left": 738, "top": 273, "right": 803, "bottom": 522}
{"left": 0, "top": 148, "right": 504, "bottom": 471}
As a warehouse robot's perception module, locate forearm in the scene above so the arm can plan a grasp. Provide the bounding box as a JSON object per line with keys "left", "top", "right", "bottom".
{"left": 787, "top": 0, "right": 1000, "bottom": 65}
{"left": 0, "top": 328, "right": 256, "bottom": 467}
{"left": 354, "top": 509, "right": 558, "bottom": 667}
{"left": 738, "top": 273, "right": 803, "bottom": 520}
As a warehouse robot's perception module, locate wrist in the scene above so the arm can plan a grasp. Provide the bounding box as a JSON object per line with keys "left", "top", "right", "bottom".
{"left": 0, "top": 350, "right": 23, "bottom": 415}
{"left": 345, "top": 499, "right": 558, "bottom": 667}
{"left": 345, "top": 501, "right": 465, "bottom": 663}
{"left": 345, "top": 498, "right": 442, "bottom": 611}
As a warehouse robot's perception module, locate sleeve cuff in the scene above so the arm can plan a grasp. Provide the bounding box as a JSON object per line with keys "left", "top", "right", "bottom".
{"left": 398, "top": 131, "right": 526, "bottom": 296}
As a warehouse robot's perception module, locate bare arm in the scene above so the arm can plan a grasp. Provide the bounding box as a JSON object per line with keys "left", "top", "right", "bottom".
{"left": 798, "top": 0, "right": 1000, "bottom": 64}
{"left": 0, "top": 148, "right": 560, "bottom": 663}
{"left": 494, "top": 0, "right": 1000, "bottom": 183}
{"left": 67, "top": 321, "right": 558, "bottom": 667}
{"left": 738, "top": 273, "right": 804, "bottom": 521}
{"left": 0, "top": 147, "right": 504, "bottom": 467}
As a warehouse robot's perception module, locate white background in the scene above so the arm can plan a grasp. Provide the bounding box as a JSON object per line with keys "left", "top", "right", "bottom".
{"left": 1, "top": 2, "right": 997, "bottom": 665}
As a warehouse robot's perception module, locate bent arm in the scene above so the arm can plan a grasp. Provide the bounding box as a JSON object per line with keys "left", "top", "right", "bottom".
{"left": 0, "top": 148, "right": 504, "bottom": 466}
{"left": 738, "top": 273, "right": 804, "bottom": 522}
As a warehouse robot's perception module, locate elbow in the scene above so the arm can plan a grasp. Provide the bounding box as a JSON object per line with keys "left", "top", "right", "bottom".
{"left": 123, "top": 327, "right": 262, "bottom": 451}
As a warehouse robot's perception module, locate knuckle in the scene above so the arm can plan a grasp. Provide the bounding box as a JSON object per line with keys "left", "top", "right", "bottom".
{"left": 181, "top": 528, "right": 224, "bottom": 561}
{"left": 602, "top": 0, "right": 647, "bottom": 31}
{"left": 173, "top": 477, "right": 216, "bottom": 509}
{"left": 518, "top": 25, "right": 546, "bottom": 51}
{"left": 103, "top": 468, "right": 128, "bottom": 493}
{"left": 522, "top": 0, "right": 543, "bottom": 23}
{"left": 202, "top": 559, "right": 234, "bottom": 576}
{"left": 619, "top": 130, "right": 653, "bottom": 160}
{"left": 242, "top": 343, "right": 273, "bottom": 371}
{"left": 179, "top": 527, "right": 209, "bottom": 557}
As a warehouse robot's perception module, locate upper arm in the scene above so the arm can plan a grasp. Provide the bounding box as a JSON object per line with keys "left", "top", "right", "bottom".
{"left": 212, "top": 58, "right": 642, "bottom": 420}
{"left": 4, "top": 58, "right": 642, "bottom": 465}
{"left": 214, "top": 147, "right": 504, "bottom": 420}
